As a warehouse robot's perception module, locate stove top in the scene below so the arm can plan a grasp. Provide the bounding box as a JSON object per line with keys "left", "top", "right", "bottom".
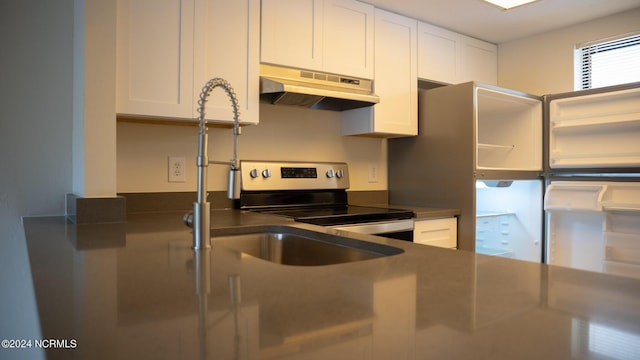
{"left": 260, "top": 205, "right": 414, "bottom": 226}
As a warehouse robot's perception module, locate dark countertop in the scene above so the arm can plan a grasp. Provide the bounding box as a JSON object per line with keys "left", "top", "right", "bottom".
{"left": 354, "top": 203, "right": 461, "bottom": 219}
{"left": 391, "top": 205, "right": 461, "bottom": 219}
{"left": 22, "top": 210, "right": 640, "bottom": 360}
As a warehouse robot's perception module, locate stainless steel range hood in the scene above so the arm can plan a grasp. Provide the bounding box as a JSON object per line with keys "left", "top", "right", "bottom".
{"left": 260, "top": 64, "right": 379, "bottom": 111}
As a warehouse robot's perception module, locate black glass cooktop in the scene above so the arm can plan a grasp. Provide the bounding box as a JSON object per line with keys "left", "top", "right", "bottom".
{"left": 262, "top": 205, "right": 414, "bottom": 226}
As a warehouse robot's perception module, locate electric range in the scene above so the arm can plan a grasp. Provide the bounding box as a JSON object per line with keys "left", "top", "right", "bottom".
{"left": 236, "top": 161, "right": 414, "bottom": 240}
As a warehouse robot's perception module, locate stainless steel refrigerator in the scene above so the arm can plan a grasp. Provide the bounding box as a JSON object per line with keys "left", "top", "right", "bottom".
{"left": 389, "top": 81, "right": 640, "bottom": 277}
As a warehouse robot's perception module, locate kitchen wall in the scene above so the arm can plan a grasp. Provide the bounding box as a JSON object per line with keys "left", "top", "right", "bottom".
{"left": 1, "top": 1, "right": 73, "bottom": 358}
{"left": 498, "top": 7, "right": 640, "bottom": 96}
{"left": 117, "top": 104, "right": 388, "bottom": 193}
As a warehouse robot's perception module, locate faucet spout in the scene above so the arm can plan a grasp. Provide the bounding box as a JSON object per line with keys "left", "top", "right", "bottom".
{"left": 192, "top": 78, "right": 241, "bottom": 250}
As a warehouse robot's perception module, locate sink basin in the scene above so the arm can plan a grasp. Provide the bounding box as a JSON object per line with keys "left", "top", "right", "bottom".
{"left": 212, "top": 226, "right": 403, "bottom": 266}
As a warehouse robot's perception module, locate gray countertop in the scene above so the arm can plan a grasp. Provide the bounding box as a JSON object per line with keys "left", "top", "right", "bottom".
{"left": 390, "top": 205, "right": 461, "bottom": 219}
{"left": 22, "top": 210, "right": 640, "bottom": 359}
{"left": 350, "top": 203, "right": 461, "bottom": 219}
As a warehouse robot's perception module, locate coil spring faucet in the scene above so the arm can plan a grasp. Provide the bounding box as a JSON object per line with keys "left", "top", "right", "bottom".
{"left": 190, "top": 78, "right": 241, "bottom": 250}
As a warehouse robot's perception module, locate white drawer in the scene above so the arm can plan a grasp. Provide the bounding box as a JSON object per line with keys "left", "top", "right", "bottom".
{"left": 414, "top": 217, "right": 457, "bottom": 248}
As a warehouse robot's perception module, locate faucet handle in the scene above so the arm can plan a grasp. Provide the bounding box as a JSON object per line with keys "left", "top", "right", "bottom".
{"left": 183, "top": 212, "right": 194, "bottom": 228}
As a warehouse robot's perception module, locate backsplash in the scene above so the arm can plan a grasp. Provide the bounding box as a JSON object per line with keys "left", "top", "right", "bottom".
{"left": 117, "top": 104, "right": 388, "bottom": 193}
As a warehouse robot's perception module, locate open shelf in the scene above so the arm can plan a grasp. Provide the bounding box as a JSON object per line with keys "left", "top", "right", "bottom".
{"left": 475, "top": 246, "right": 514, "bottom": 258}
{"left": 602, "top": 202, "right": 640, "bottom": 212}
{"left": 477, "top": 143, "right": 515, "bottom": 151}
{"left": 605, "top": 231, "right": 640, "bottom": 264}
{"left": 604, "top": 231, "right": 640, "bottom": 278}
{"left": 549, "top": 86, "right": 640, "bottom": 169}
{"left": 476, "top": 210, "right": 515, "bottom": 218}
{"left": 551, "top": 113, "right": 640, "bottom": 133}
{"left": 550, "top": 151, "right": 640, "bottom": 168}
{"left": 475, "top": 87, "right": 542, "bottom": 171}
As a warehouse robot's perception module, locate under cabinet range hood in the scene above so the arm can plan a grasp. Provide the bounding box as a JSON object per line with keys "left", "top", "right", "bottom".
{"left": 259, "top": 64, "right": 379, "bottom": 111}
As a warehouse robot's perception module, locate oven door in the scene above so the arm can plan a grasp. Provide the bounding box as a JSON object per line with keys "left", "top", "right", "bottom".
{"left": 329, "top": 219, "right": 414, "bottom": 242}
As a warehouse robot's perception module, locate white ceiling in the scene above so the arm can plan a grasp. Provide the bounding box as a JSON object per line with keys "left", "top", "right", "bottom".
{"left": 365, "top": 0, "right": 640, "bottom": 43}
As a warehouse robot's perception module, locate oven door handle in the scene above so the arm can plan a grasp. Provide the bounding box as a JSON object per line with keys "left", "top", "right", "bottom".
{"left": 329, "top": 219, "right": 414, "bottom": 235}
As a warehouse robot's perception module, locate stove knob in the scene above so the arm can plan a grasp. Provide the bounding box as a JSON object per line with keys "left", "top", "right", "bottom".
{"left": 249, "top": 169, "right": 259, "bottom": 178}
{"left": 336, "top": 169, "right": 344, "bottom": 179}
{"left": 326, "top": 169, "right": 335, "bottom": 178}
{"left": 262, "top": 169, "right": 272, "bottom": 178}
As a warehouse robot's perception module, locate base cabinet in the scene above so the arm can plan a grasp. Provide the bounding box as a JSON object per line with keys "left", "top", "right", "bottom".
{"left": 414, "top": 218, "right": 457, "bottom": 249}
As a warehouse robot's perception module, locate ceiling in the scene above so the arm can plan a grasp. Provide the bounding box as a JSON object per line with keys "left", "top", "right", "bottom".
{"left": 365, "top": 0, "right": 640, "bottom": 43}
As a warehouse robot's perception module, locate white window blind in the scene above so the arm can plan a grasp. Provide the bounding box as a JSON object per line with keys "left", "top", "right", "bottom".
{"left": 575, "top": 32, "right": 640, "bottom": 90}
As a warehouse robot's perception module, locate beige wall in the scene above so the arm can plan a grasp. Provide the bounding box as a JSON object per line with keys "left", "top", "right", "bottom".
{"left": 73, "top": 0, "right": 118, "bottom": 197}
{"left": 498, "top": 7, "right": 640, "bottom": 95}
{"left": 117, "top": 104, "right": 387, "bottom": 193}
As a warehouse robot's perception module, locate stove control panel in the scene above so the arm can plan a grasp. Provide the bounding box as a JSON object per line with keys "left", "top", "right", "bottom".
{"left": 240, "top": 161, "right": 350, "bottom": 191}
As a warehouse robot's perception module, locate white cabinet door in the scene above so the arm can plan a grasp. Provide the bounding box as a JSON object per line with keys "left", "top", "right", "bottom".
{"left": 116, "top": 0, "right": 196, "bottom": 119}
{"left": 414, "top": 218, "right": 457, "bottom": 249}
{"left": 457, "top": 37, "right": 497, "bottom": 84}
{"left": 261, "top": 0, "right": 373, "bottom": 79}
{"left": 417, "top": 22, "right": 457, "bottom": 84}
{"left": 417, "top": 21, "right": 497, "bottom": 85}
{"left": 323, "top": 0, "right": 374, "bottom": 79}
{"left": 260, "top": 0, "right": 323, "bottom": 72}
{"left": 341, "top": 9, "right": 417, "bottom": 137}
{"left": 117, "top": 0, "right": 259, "bottom": 124}
{"left": 196, "top": 0, "right": 260, "bottom": 125}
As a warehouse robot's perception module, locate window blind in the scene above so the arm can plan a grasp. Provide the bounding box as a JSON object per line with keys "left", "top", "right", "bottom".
{"left": 575, "top": 32, "right": 640, "bottom": 90}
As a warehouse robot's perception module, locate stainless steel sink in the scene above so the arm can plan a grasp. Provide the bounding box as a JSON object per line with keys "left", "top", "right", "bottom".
{"left": 212, "top": 226, "right": 403, "bottom": 266}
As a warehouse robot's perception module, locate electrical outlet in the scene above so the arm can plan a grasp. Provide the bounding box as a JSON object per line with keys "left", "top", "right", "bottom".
{"left": 368, "top": 163, "right": 378, "bottom": 183}
{"left": 168, "top": 156, "right": 186, "bottom": 182}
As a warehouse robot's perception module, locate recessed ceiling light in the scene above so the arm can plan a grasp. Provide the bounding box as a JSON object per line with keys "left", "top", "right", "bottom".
{"left": 483, "top": 0, "right": 538, "bottom": 10}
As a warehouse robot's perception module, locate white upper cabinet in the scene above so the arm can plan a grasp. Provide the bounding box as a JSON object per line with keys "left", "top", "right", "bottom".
{"left": 341, "top": 9, "right": 417, "bottom": 137}
{"left": 457, "top": 37, "right": 498, "bottom": 85}
{"left": 261, "top": 0, "right": 374, "bottom": 79}
{"left": 116, "top": 0, "right": 259, "bottom": 125}
{"left": 322, "top": 0, "right": 374, "bottom": 79}
{"left": 117, "top": 0, "right": 196, "bottom": 119}
{"left": 260, "top": 0, "right": 323, "bottom": 72}
{"left": 417, "top": 21, "right": 497, "bottom": 85}
{"left": 195, "top": 0, "right": 260, "bottom": 125}
{"left": 417, "top": 22, "right": 457, "bottom": 84}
